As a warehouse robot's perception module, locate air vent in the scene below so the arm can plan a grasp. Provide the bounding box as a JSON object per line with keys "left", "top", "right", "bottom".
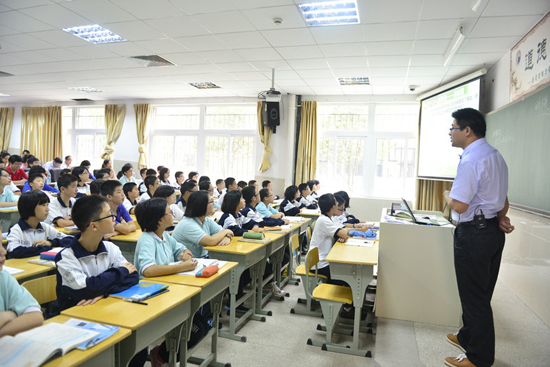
{"left": 189, "top": 82, "right": 220, "bottom": 89}
{"left": 127, "top": 55, "right": 176, "bottom": 67}
{"left": 0, "top": 71, "right": 14, "bottom": 77}
{"left": 338, "top": 77, "right": 370, "bottom": 85}
{"left": 72, "top": 98, "right": 93, "bottom": 102}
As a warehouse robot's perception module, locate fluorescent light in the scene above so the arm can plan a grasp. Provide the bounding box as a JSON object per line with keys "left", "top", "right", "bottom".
{"left": 299, "top": 0, "right": 360, "bottom": 27}
{"left": 189, "top": 82, "right": 220, "bottom": 89}
{"left": 443, "top": 27, "right": 465, "bottom": 67}
{"left": 69, "top": 87, "right": 104, "bottom": 93}
{"left": 63, "top": 24, "right": 126, "bottom": 44}
{"left": 0, "top": 93, "right": 11, "bottom": 97}
{"left": 338, "top": 77, "right": 370, "bottom": 85}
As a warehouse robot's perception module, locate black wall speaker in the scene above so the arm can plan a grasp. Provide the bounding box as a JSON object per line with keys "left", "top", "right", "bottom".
{"left": 263, "top": 101, "right": 280, "bottom": 132}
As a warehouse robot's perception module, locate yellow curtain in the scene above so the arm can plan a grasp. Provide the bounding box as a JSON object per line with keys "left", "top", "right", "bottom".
{"left": 101, "top": 104, "right": 126, "bottom": 161}
{"left": 0, "top": 107, "right": 14, "bottom": 151}
{"left": 294, "top": 101, "right": 317, "bottom": 184}
{"left": 21, "top": 106, "right": 62, "bottom": 162}
{"left": 134, "top": 103, "right": 150, "bottom": 169}
{"left": 257, "top": 102, "right": 273, "bottom": 173}
{"left": 417, "top": 178, "right": 452, "bottom": 216}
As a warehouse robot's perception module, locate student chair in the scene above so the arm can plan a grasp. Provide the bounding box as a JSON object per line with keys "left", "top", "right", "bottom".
{"left": 290, "top": 246, "right": 327, "bottom": 317}
{"left": 22, "top": 275, "right": 57, "bottom": 315}
{"left": 304, "top": 247, "right": 354, "bottom": 352}
{"left": 281, "top": 234, "right": 302, "bottom": 288}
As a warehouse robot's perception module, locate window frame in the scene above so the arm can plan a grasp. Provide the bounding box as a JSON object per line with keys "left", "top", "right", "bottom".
{"left": 62, "top": 106, "right": 106, "bottom": 168}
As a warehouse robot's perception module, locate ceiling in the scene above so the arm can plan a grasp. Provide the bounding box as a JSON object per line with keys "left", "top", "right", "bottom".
{"left": 0, "top": 0, "right": 548, "bottom": 104}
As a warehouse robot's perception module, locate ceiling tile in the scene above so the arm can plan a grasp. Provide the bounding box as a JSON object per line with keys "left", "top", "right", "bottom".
{"left": 234, "top": 48, "right": 283, "bottom": 62}
{"left": 371, "top": 85, "right": 406, "bottom": 94}
{"left": 412, "top": 39, "right": 450, "bottom": 55}
{"left": 99, "top": 42, "right": 155, "bottom": 57}
{"left": 193, "top": 11, "right": 256, "bottom": 34}
{"left": 242, "top": 5, "right": 306, "bottom": 30}
{"left": 410, "top": 54, "right": 446, "bottom": 67}
{"left": 229, "top": 71, "right": 270, "bottom": 81}
{"left": 369, "top": 67, "right": 408, "bottom": 77}
{"left": 369, "top": 77, "right": 407, "bottom": 85}
{"left": 366, "top": 41, "right": 414, "bottom": 56}
{"left": 0, "top": 24, "right": 18, "bottom": 36}
{"left": 327, "top": 56, "right": 368, "bottom": 69}
{"left": 310, "top": 24, "right": 365, "bottom": 44}
{"left": 408, "top": 66, "right": 449, "bottom": 76}
{"left": 452, "top": 52, "right": 503, "bottom": 66}
{"left": 363, "top": 22, "right": 417, "bottom": 42}
{"left": 231, "top": 0, "right": 295, "bottom": 10}
{"left": 319, "top": 43, "right": 367, "bottom": 57}
{"left": 0, "top": 34, "right": 56, "bottom": 52}
{"left": 196, "top": 50, "right": 244, "bottom": 63}
{"left": 275, "top": 45, "right": 323, "bottom": 60}
{"left": 103, "top": 21, "right": 168, "bottom": 41}
{"left": 261, "top": 28, "right": 316, "bottom": 47}
{"left": 0, "top": 10, "right": 53, "bottom": 32}
{"left": 63, "top": 0, "right": 137, "bottom": 23}
{"left": 161, "top": 52, "right": 209, "bottom": 65}
{"left": 484, "top": 0, "right": 550, "bottom": 16}
{"left": 216, "top": 62, "right": 257, "bottom": 72}
{"left": 214, "top": 32, "right": 271, "bottom": 50}
{"left": 109, "top": 0, "right": 184, "bottom": 19}
{"left": 331, "top": 68, "right": 371, "bottom": 78}
{"left": 170, "top": 0, "right": 238, "bottom": 15}
{"left": 297, "top": 69, "right": 334, "bottom": 78}
{"left": 133, "top": 39, "right": 187, "bottom": 54}
{"left": 416, "top": 19, "right": 471, "bottom": 40}
{"left": 367, "top": 55, "right": 411, "bottom": 67}
{"left": 20, "top": 4, "right": 90, "bottom": 28}
{"left": 469, "top": 15, "right": 542, "bottom": 38}
{"left": 304, "top": 78, "right": 339, "bottom": 86}
{"left": 175, "top": 35, "right": 229, "bottom": 52}
{"left": 262, "top": 69, "right": 300, "bottom": 79}
{"left": 460, "top": 36, "right": 520, "bottom": 53}
{"left": 341, "top": 85, "right": 373, "bottom": 95}
{"left": 145, "top": 16, "right": 209, "bottom": 38}
{"left": 247, "top": 60, "right": 293, "bottom": 71}
{"left": 360, "top": 1, "right": 421, "bottom": 23}
{"left": 30, "top": 29, "right": 87, "bottom": 47}
{"left": 420, "top": 0, "right": 480, "bottom": 20}
{"left": 67, "top": 45, "right": 122, "bottom": 59}
{"left": 287, "top": 58, "right": 329, "bottom": 70}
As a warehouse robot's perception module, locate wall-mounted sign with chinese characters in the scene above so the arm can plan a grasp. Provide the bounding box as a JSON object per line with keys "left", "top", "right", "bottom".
{"left": 510, "top": 11, "right": 550, "bottom": 102}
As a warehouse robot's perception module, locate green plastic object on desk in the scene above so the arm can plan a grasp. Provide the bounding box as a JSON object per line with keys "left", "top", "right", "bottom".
{"left": 243, "top": 232, "right": 265, "bottom": 240}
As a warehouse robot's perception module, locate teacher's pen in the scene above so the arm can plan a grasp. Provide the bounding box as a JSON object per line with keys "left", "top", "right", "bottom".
{"left": 123, "top": 298, "right": 148, "bottom": 305}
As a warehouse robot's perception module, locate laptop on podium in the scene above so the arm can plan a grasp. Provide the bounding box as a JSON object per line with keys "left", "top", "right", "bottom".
{"left": 401, "top": 198, "right": 442, "bottom": 226}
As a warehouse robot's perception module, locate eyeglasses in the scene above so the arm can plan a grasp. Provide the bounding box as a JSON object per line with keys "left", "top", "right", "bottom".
{"left": 0, "top": 174, "right": 10, "bottom": 178}
{"left": 208, "top": 200, "right": 215, "bottom": 204}
{"left": 93, "top": 210, "right": 116, "bottom": 222}
{"left": 449, "top": 127, "right": 463, "bottom": 132}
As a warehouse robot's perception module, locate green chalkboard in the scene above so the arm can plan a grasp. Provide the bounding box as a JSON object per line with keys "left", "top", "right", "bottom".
{"left": 486, "top": 83, "right": 550, "bottom": 215}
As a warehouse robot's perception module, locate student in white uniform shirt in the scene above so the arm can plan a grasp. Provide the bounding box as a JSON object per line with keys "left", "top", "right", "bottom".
{"left": 174, "top": 171, "right": 185, "bottom": 189}
{"left": 27, "top": 174, "right": 55, "bottom": 202}
{"left": 213, "top": 178, "right": 225, "bottom": 198}
{"left": 176, "top": 180, "right": 198, "bottom": 213}
{"left": 7, "top": 191, "right": 70, "bottom": 259}
{"left": 307, "top": 179, "right": 321, "bottom": 202}
{"left": 139, "top": 168, "right": 157, "bottom": 194}
{"left": 118, "top": 163, "right": 136, "bottom": 186}
{"left": 158, "top": 167, "right": 172, "bottom": 186}
{"left": 138, "top": 175, "right": 160, "bottom": 203}
{"left": 153, "top": 185, "right": 184, "bottom": 220}
{"left": 46, "top": 174, "right": 77, "bottom": 227}
{"left": 298, "top": 183, "right": 318, "bottom": 209}
{"left": 217, "top": 177, "right": 238, "bottom": 209}
{"left": 43, "top": 157, "right": 62, "bottom": 173}
{"left": 72, "top": 166, "right": 90, "bottom": 197}
{"left": 60, "top": 155, "right": 73, "bottom": 169}
{"left": 122, "top": 182, "right": 139, "bottom": 215}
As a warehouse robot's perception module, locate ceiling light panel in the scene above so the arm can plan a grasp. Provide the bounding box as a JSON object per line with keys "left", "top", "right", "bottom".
{"left": 69, "top": 87, "right": 104, "bottom": 93}
{"left": 299, "top": 0, "right": 360, "bottom": 27}
{"left": 338, "top": 77, "right": 370, "bottom": 85}
{"left": 63, "top": 24, "right": 127, "bottom": 44}
{"left": 189, "top": 82, "right": 221, "bottom": 89}
{"left": 0, "top": 93, "right": 11, "bottom": 97}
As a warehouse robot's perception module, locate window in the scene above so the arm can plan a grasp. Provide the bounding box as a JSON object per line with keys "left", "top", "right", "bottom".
{"left": 317, "top": 103, "right": 419, "bottom": 198}
{"left": 62, "top": 107, "right": 106, "bottom": 168}
{"left": 150, "top": 104, "right": 258, "bottom": 181}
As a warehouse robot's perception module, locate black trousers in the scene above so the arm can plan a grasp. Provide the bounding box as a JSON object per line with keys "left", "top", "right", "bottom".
{"left": 454, "top": 218, "right": 505, "bottom": 367}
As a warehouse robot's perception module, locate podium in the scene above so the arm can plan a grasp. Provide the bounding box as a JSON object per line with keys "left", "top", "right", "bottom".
{"left": 375, "top": 208, "right": 461, "bottom": 327}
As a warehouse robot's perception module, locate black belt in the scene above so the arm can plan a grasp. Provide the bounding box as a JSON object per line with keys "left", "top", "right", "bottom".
{"left": 454, "top": 217, "right": 499, "bottom": 227}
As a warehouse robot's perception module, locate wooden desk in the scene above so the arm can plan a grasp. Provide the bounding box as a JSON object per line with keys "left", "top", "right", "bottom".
{"left": 56, "top": 226, "right": 79, "bottom": 235}
{"left": 144, "top": 262, "right": 238, "bottom": 367}
{"left": 109, "top": 230, "right": 142, "bottom": 263}
{"left": 204, "top": 238, "right": 269, "bottom": 342}
{"left": 0, "top": 207, "right": 19, "bottom": 231}
{"left": 4, "top": 256, "right": 54, "bottom": 283}
{"left": 325, "top": 241, "right": 378, "bottom": 355}
{"left": 62, "top": 282, "right": 200, "bottom": 367}
{"left": 43, "top": 315, "right": 132, "bottom": 367}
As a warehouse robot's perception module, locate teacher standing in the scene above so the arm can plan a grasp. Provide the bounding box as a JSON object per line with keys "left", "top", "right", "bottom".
{"left": 442, "top": 108, "right": 515, "bottom": 367}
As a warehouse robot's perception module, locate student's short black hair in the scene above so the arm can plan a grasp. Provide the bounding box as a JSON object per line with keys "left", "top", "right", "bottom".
{"left": 1, "top": 152, "right": 10, "bottom": 159}
{"left": 198, "top": 180, "right": 211, "bottom": 191}
{"left": 72, "top": 195, "right": 109, "bottom": 232}
{"left": 158, "top": 167, "right": 169, "bottom": 181}
{"left": 53, "top": 157, "right": 63, "bottom": 164}
{"left": 284, "top": 185, "right": 299, "bottom": 201}
{"left": 28, "top": 173, "right": 44, "bottom": 185}
{"left": 175, "top": 171, "right": 183, "bottom": 180}
{"left": 298, "top": 183, "right": 309, "bottom": 194}
{"left": 96, "top": 169, "right": 111, "bottom": 179}
{"left": 102, "top": 159, "right": 110, "bottom": 168}
{"left": 135, "top": 198, "right": 168, "bottom": 233}
{"left": 57, "top": 174, "right": 77, "bottom": 189}
{"left": 318, "top": 193, "right": 336, "bottom": 214}
{"left": 101, "top": 179, "right": 122, "bottom": 197}
{"left": 188, "top": 171, "right": 198, "bottom": 179}
{"left": 8, "top": 154, "right": 22, "bottom": 164}
{"left": 18, "top": 191, "right": 50, "bottom": 220}
{"left": 180, "top": 180, "right": 197, "bottom": 194}
{"left": 225, "top": 177, "right": 235, "bottom": 188}
{"left": 215, "top": 178, "right": 224, "bottom": 186}
{"left": 72, "top": 166, "right": 88, "bottom": 182}
{"left": 241, "top": 185, "right": 257, "bottom": 204}
{"left": 22, "top": 154, "right": 33, "bottom": 164}
{"left": 259, "top": 188, "right": 270, "bottom": 201}
{"left": 121, "top": 163, "right": 133, "bottom": 175}
{"left": 157, "top": 165, "right": 164, "bottom": 172}
{"left": 64, "top": 155, "right": 71, "bottom": 161}
{"left": 28, "top": 166, "right": 46, "bottom": 176}
{"left": 307, "top": 179, "right": 319, "bottom": 191}
{"left": 22, "top": 149, "right": 30, "bottom": 154}
{"left": 80, "top": 160, "right": 91, "bottom": 167}
{"left": 123, "top": 182, "right": 137, "bottom": 199}
{"left": 185, "top": 190, "right": 209, "bottom": 218}
{"left": 146, "top": 168, "right": 157, "bottom": 176}
{"left": 0, "top": 167, "right": 8, "bottom": 177}
{"left": 198, "top": 175, "right": 209, "bottom": 183}
{"left": 90, "top": 180, "right": 104, "bottom": 195}
{"left": 237, "top": 180, "right": 247, "bottom": 189}
{"left": 140, "top": 168, "right": 148, "bottom": 176}
{"left": 334, "top": 191, "right": 350, "bottom": 208}
{"left": 248, "top": 180, "right": 257, "bottom": 187}
{"left": 60, "top": 168, "right": 72, "bottom": 176}
{"left": 451, "top": 108, "right": 486, "bottom": 137}
{"left": 262, "top": 180, "right": 271, "bottom": 188}
{"left": 221, "top": 190, "right": 242, "bottom": 214}
{"left": 144, "top": 175, "right": 158, "bottom": 191}
{"left": 27, "top": 157, "right": 40, "bottom": 166}
{"left": 335, "top": 195, "right": 345, "bottom": 206}
{"left": 153, "top": 184, "right": 175, "bottom": 199}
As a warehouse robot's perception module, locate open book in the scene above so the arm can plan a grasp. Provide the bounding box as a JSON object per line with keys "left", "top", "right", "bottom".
{"left": 0, "top": 322, "right": 99, "bottom": 367}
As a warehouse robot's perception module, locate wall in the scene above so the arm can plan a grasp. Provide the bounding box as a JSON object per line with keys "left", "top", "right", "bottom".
{"left": 482, "top": 51, "right": 511, "bottom": 113}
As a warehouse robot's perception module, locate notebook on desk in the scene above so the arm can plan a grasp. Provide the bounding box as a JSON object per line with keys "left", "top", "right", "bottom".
{"left": 401, "top": 198, "right": 445, "bottom": 226}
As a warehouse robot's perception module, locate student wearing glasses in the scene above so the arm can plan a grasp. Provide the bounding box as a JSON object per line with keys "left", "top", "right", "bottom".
{"left": 176, "top": 180, "right": 198, "bottom": 213}
{"left": 153, "top": 185, "right": 184, "bottom": 220}
{"left": 100, "top": 180, "right": 136, "bottom": 237}
{"left": 199, "top": 180, "right": 220, "bottom": 209}
{"left": 256, "top": 188, "right": 286, "bottom": 220}
{"left": 0, "top": 168, "right": 18, "bottom": 208}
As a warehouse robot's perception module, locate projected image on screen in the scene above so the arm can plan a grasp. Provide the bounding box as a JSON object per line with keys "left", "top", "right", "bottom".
{"left": 418, "top": 78, "right": 480, "bottom": 179}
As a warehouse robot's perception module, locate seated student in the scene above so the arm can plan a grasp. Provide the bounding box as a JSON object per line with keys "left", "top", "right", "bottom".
{"left": 0, "top": 168, "right": 18, "bottom": 207}
{"left": 0, "top": 152, "right": 11, "bottom": 169}
{"left": 0, "top": 245, "right": 44, "bottom": 337}
{"left": 153, "top": 185, "right": 184, "bottom": 220}
{"left": 138, "top": 168, "right": 156, "bottom": 194}
{"left": 79, "top": 160, "right": 96, "bottom": 181}
{"left": 7, "top": 191, "right": 69, "bottom": 259}
{"left": 334, "top": 190, "right": 363, "bottom": 225}
{"left": 123, "top": 182, "right": 139, "bottom": 215}
{"left": 136, "top": 167, "right": 147, "bottom": 186}
{"left": 6, "top": 155, "right": 28, "bottom": 185}
{"left": 237, "top": 180, "right": 247, "bottom": 192}
{"left": 72, "top": 166, "right": 90, "bottom": 197}
{"left": 27, "top": 174, "right": 55, "bottom": 201}
{"left": 46, "top": 174, "right": 78, "bottom": 227}
{"left": 240, "top": 186, "right": 288, "bottom": 227}
{"left": 186, "top": 171, "right": 199, "bottom": 183}
{"left": 101, "top": 180, "right": 136, "bottom": 236}
{"left": 95, "top": 169, "right": 111, "bottom": 181}
{"left": 89, "top": 179, "right": 104, "bottom": 195}
{"left": 216, "top": 177, "right": 238, "bottom": 208}
{"left": 218, "top": 191, "right": 262, "bottom": 236}
{"left": 61, "top": 155, "right": 72, "bottom": 169}
{"left": 22, "top": 166, "right": 59, "bottom": 194}
{"left": 298, "top": 183, "right": 319, "bottom": 209}
{"left": 310, "top": 193, "right": 351, "bottom": 285}
{"left": 138, "top": 175, "right": 159, "bottom": 203}
{"left": 262, "top": 180, "right": 280, "bottom": 200}
{"left": 198, "top": 175, "right": 210, "bottom": 184}
{"left": 332, "top": 195, "right": 366, "bottom": 229}
{"left": 198, "top": 180, "right": 220, "bottom": 209}
{"left": 172, "top": 190, "right": 233, "bottom": 258}
{"left": 101, "top": 159, "right": 116, "bottom": 179}
{"left": 43, "top": 157, "right": 62, "bottom": 172}
{"left": 307, "top": 179, "right": 321, "bottom": 201}
{"left": 257, "top": 188, "right": 286, "bottom": 220}
{"left": 118, "top": 163, "right": 135, "bottom": 185}
{"left": 280, "top": 185, "right": 303, "bottom": 217}
{"left": 174, "top": 171, "right": 185, "bottom": 189}
{"left": 26, "top": 156, "right": 42, "bottom": 168}
{"left": 213, "top": 178, "right": 225, "bottom": 198}
{"left": 158, "top": 167, "right": 172, "bottom": 186}
{"left": 248, "top": 180, "right": 260, "bottom": 191}
{"left": 176, "top": 180, "right": 198, "bottom": 213}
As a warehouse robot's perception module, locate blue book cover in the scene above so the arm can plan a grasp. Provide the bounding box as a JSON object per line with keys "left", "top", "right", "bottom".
{"left": 110, "top": 281, "right": 169, "bottom": 301}
{"left": 64, "top": 318, "right": 120, "bottom": 350}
